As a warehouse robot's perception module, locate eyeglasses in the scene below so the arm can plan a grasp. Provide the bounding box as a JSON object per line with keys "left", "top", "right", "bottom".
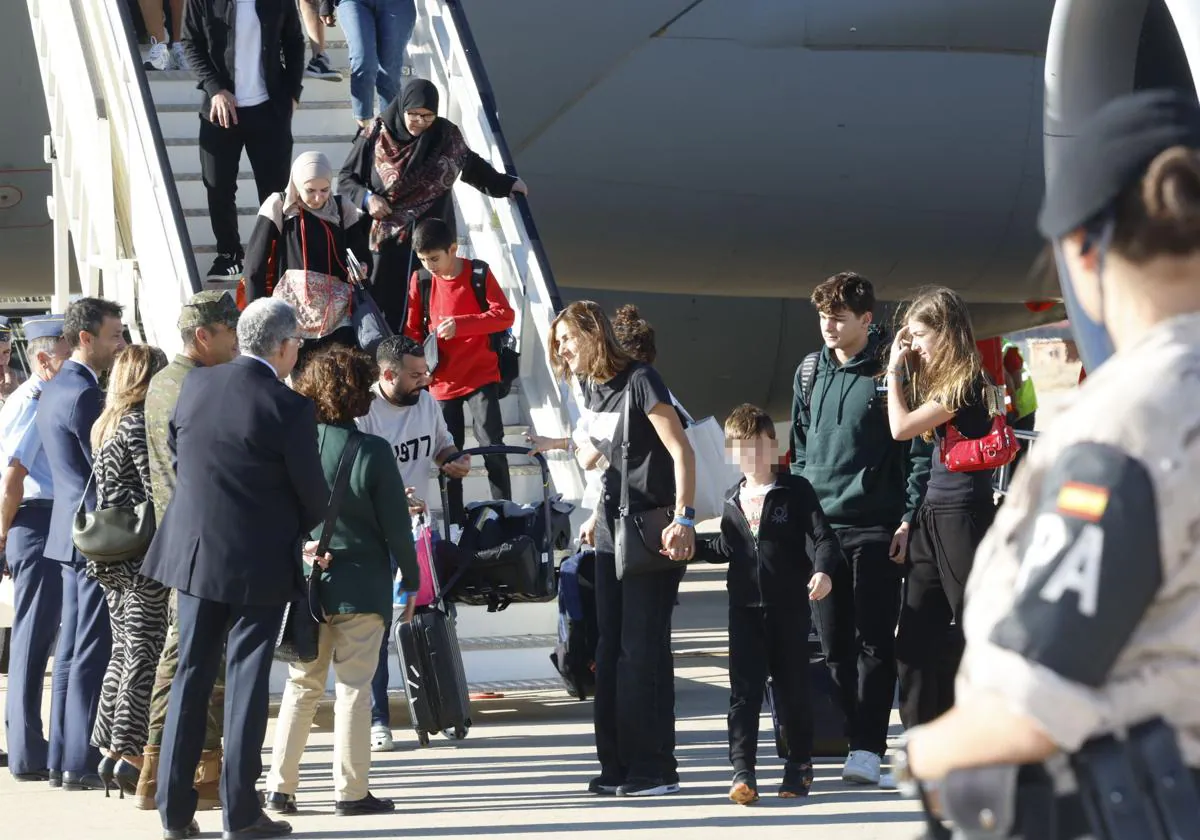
{"left": 405, "top": 111, "right": 436, "bottom": 123}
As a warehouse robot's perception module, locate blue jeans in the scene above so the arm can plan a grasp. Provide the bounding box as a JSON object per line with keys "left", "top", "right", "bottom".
{"left": 338, "top": 0, "right": 416, "bottom": 121}
{"left": 370, "top": 617, "right": 391, "bottom": 728}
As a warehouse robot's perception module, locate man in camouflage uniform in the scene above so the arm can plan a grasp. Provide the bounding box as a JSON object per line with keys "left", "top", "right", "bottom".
{"left": 135, "top": 291, "right": 240, "bottom": 811}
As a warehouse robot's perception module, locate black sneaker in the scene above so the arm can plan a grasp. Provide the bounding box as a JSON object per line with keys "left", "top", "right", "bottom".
{"left": 729, "top": 770, "right": 759, "bottom": 806}
{"left": 335, "top": 792, "right": 396, "bottom": 816}
{"left": 206, "top": 253, "right": 243, "bottom": 281}
{"left": 265, "top": 791, "right": 297, "bottom": 814}
{"left": 304, "top": 53, "right": 342, "bottom": 81}
{"left": 587, "top": 776, "right": 622, "bottom": 796}
{"left": 779, "top": 761, "right": 814, "bottom": 799}
{"left": 616, "top": 779, "right": 680, "bottom": 797}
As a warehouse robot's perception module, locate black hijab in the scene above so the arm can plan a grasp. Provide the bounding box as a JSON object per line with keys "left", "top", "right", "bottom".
{"left": 381, "top": 79, "right": 442, "bottom": 143}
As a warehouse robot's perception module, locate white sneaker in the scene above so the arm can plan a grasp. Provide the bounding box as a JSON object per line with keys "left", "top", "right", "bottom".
{"left": 144, "top": 37, "right": 171, "bottom": 71}
{"left": 370, "top": 724, "right": 394, "bottom": 752}
{"left": 842, "top": 749, "right": 882, "bottom": 785}
{"left": 170, "top": 42, "right": 190, "bottom": 72}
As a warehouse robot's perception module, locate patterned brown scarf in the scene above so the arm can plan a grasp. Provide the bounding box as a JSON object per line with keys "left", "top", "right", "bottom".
{"left": 369, "top": 118, "right": 470, "bottom": 251}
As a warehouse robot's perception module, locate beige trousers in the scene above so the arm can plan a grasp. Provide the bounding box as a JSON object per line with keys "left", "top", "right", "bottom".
{"left": 265, "top": 612, "right": 385, "bottom": 802}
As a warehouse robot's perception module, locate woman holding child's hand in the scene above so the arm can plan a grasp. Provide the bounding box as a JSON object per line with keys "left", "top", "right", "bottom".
{"left": 549, "top": 301, "right": 696, "bottom": 798}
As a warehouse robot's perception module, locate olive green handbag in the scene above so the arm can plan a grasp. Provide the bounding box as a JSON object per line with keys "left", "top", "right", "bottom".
{"left": 71, "top": 471, "right": 156, "bottom": 564}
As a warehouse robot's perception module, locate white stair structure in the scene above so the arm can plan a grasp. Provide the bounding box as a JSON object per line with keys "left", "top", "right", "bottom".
{"left": 22, "top": 0, "right": 589, "bottom": 696}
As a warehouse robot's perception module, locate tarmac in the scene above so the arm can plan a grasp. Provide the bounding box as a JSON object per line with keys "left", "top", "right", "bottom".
{"left": 0, "top": 563, "right": 925, "bottom": 839}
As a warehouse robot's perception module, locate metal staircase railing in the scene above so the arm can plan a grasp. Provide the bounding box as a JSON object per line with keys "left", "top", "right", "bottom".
{"left": 410, "top": 0, "right": 586, "bottom": 504}
{"left": 26, "top": 0, "right": 198, "bottom": 352}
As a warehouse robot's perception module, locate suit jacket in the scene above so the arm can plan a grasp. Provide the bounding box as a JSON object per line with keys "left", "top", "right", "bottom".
{"left": 35, "top": 360, "right": 103, "bottom": 563}
{"left": 141, "top": 356, "right": 329, "bottom": 606}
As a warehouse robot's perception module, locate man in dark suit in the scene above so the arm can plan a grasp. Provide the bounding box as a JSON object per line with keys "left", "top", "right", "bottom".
{"left": 34, "top": 298, "right": 127, "bottom": 790}
{"left": 141, "top": 299, "right": 328, "bottom": 840}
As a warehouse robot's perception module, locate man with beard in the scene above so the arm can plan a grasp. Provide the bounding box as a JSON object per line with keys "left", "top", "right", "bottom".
{"left": 355, "top": 334, "right": 469, "bottom": 751}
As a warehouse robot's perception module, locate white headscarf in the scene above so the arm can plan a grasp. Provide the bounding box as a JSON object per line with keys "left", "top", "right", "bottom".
{"left": 283, "top": 151, "right": 340, "bottom": 224}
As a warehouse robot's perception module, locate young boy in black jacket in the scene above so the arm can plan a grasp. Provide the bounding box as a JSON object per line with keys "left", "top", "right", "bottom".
{"left": 696, "top": 404, "right": 842, "bottom": 805}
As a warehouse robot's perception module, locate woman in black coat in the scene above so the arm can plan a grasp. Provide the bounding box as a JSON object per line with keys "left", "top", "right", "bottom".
{"left": 337, "top": 78, "right": 528, "bottom": 330}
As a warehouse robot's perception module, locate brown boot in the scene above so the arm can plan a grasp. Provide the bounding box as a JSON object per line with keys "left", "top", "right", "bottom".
{"left": 133, "top": 746, "right": 159, "bottom": 810}
{"left": 194, "top": 748, "right": 222, "bottom": 811}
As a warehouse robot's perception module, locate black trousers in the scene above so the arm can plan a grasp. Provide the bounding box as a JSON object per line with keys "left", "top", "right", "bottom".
{"left": 812, "top": 527, "right": 903, "bottom": 756}
{"left": 728, "top": 604, "right": 813, "bottom": 772}
{"left": 896, "top": 500, "right": 995, "bottom": 729}
{"left": 593, "top": 535, "right": 684, "bottom": 784}
{"left": 440, "top": 383, "right": 511, "bottom": 525}
{"left": 369, "top": 236, "right": 416, "bottom": 333}
{"left": 156, "top": 593, "right": 283, "bottom": 833}
{"left": 199, "top": 103, "right": 293, "bottom": 257}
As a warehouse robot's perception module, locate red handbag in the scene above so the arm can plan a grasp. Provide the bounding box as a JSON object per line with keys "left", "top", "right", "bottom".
{"left": 940, "top": 414, "right": 1019, "bottom": 473}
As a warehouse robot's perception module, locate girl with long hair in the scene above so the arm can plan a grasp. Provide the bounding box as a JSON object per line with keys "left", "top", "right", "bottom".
{"left": 884, "top": 287, "right": 999, "bottom": 728}
{"left": 549, "top": 301, "right": 696, "bottom": 798}
{"left": 89, "top": 344, "right": 169, "bottom": 795}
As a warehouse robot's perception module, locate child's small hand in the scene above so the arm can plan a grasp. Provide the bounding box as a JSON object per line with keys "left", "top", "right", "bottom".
{"left": 807, "top": 572, "right": 832, "bottom": 601}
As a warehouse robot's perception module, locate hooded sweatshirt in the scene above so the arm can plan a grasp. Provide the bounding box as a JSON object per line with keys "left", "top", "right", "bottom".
{"left": 789, "top": 326, "right": 929, "bottom": 529}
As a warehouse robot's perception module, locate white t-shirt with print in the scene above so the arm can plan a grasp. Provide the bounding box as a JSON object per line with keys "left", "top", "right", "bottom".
{"left": 356, "top": 385, "right": 455, "bottom": 495}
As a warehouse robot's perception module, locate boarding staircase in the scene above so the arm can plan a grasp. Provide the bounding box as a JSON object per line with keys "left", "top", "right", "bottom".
{"left": 22, "top": 0, "right": 589, "bottom": 696}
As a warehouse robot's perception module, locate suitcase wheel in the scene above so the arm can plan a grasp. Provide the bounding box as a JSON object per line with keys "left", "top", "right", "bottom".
{"left": 416, "top": 730, "right": 430, "bottom": 747}
{"left": 443, "top": 724, "right": 469, "bottom": 741}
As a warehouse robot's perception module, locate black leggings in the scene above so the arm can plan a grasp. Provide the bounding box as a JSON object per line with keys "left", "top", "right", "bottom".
{"left": 896, "top": 499, "right": 995, "bottom": 729}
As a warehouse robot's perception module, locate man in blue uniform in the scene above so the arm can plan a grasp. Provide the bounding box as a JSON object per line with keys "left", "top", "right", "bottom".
{"left": 35, "top": 297, "right": 126, "bottom": 790}
{"left": 0, "top": 315, "right": 70, "bottom": 782}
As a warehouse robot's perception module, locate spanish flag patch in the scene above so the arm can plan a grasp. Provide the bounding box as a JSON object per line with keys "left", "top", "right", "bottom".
{"left": 1056, "top": 481, "right": 1110, "bottom": 522}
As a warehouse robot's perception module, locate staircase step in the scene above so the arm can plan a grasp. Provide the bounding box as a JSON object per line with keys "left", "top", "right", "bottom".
{"left": 165, "top": 135, "right": 351, "bottom": 178}
{"left": 155, "top": 100, "right": 356, "bottom": 140}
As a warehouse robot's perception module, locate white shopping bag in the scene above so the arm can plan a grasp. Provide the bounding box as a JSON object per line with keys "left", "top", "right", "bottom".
{"left": 674, "top": 398, "right": 739, "bottom": 522}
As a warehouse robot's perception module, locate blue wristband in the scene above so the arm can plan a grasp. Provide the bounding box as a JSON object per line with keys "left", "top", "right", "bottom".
{"left": 673, "top": 516, "right": 695, "bottom": 528}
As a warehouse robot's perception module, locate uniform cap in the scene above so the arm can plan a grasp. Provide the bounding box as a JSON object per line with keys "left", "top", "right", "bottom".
{"left": 178, "top": 290, "right": 240, "bottom": 331}
{"left": 1039, "top": 89, "right": 1200, "bottom": 240}
{"left": 22, "top": 314, "right": 65, "bottom": 341}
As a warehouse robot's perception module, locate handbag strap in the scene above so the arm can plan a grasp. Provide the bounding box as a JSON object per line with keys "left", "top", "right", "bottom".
{"left": 619, "top": 384, "right": 632, "bottom": 517}
{"left": 316, "top": 431, "right": 364, "bottom": 556}
{"left": 75, "top": 469, "right": 96, "bottom": 516}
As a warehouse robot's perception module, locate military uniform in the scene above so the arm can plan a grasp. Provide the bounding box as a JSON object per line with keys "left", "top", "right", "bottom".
{"left": 958, "top": 312, "right": 1200, "bottom": 795}
{"left": 0, "top": 315, "right": 64, "bottom": 779}
{"left": 137, "top": 291, "right": 239, "bottom": 810}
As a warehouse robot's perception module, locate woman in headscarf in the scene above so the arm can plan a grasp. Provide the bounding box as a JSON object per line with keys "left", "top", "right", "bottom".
{"left": 243, "top": 151, "right": 366, "bottom": 373}
{"left": 338, "top": 78, "right": 529, "bottom": 331}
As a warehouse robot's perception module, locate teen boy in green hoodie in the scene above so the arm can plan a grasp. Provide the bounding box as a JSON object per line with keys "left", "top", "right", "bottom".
{"left": 789, "top": 272, "right": 931, "bottom": 786}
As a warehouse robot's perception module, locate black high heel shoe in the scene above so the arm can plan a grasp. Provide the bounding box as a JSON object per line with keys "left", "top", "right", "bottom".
{"left": 97, "top": 755, "right": 118, "bottom": 798}
{"left": 113, "top": 759, "right": 140, "bottom": 799}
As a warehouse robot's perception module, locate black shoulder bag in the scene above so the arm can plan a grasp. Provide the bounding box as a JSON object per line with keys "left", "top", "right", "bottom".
{"left": 72, "top": 470, "right": 156, "bottom": 565}
{"left": 275, "top": 432, "right": 365, "bottom": 663}
{"left": 613, "top": 386, "right": 692, "bottom": 580}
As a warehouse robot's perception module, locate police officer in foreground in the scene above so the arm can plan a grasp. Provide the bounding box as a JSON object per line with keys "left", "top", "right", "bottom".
{"left": 892, "top": 89, "right": 1200, "bottom": 838}
{"left": 0, "top": 315, "right": 70, "bottom": 781}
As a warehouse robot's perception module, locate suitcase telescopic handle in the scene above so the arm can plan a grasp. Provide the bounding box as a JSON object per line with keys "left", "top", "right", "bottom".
{"left": 437, "top": 446, "right": 555, "bottom": 557}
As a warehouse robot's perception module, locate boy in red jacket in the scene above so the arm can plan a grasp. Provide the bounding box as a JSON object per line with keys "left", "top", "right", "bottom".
{"left": 403, "top": 218, "right": 514, "bottom": 524}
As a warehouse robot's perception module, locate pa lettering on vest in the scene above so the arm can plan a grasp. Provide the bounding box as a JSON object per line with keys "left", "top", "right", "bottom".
{"left": 991, "top": 442, "right": 1163, "bottom": 688}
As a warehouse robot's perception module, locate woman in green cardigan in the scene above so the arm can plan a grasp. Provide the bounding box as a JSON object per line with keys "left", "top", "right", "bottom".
{"left": 264, "top": 345, "right": 419, "bottom": 816}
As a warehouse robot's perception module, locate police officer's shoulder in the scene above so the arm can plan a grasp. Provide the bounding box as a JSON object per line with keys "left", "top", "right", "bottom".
{"left": 987, "top": 339, "right": 1199, "bottom": 690}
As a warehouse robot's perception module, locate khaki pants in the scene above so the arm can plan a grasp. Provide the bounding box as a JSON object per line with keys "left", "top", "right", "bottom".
{"left": 265, "top": 613, "right": 385, "bottom": 802}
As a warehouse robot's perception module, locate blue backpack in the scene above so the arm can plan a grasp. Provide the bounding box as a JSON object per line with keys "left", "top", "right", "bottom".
{"left": 551, "top": 548, "right": 598, "bottom": 699}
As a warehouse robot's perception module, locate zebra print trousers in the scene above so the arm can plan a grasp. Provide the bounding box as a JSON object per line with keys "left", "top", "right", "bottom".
{"left": 90, "top": 563, "right": 170, "bottom": 757}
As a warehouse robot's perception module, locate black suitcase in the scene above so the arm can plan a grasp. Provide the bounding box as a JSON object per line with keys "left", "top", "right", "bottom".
{"left": 394, "top": 529, "right": 472, "bottom": 747}
{"left": 436, "top": 446, "right": 571, "bottom": 610}
{"left": 766, "top": 632, "right": 850, "bottom": 759}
